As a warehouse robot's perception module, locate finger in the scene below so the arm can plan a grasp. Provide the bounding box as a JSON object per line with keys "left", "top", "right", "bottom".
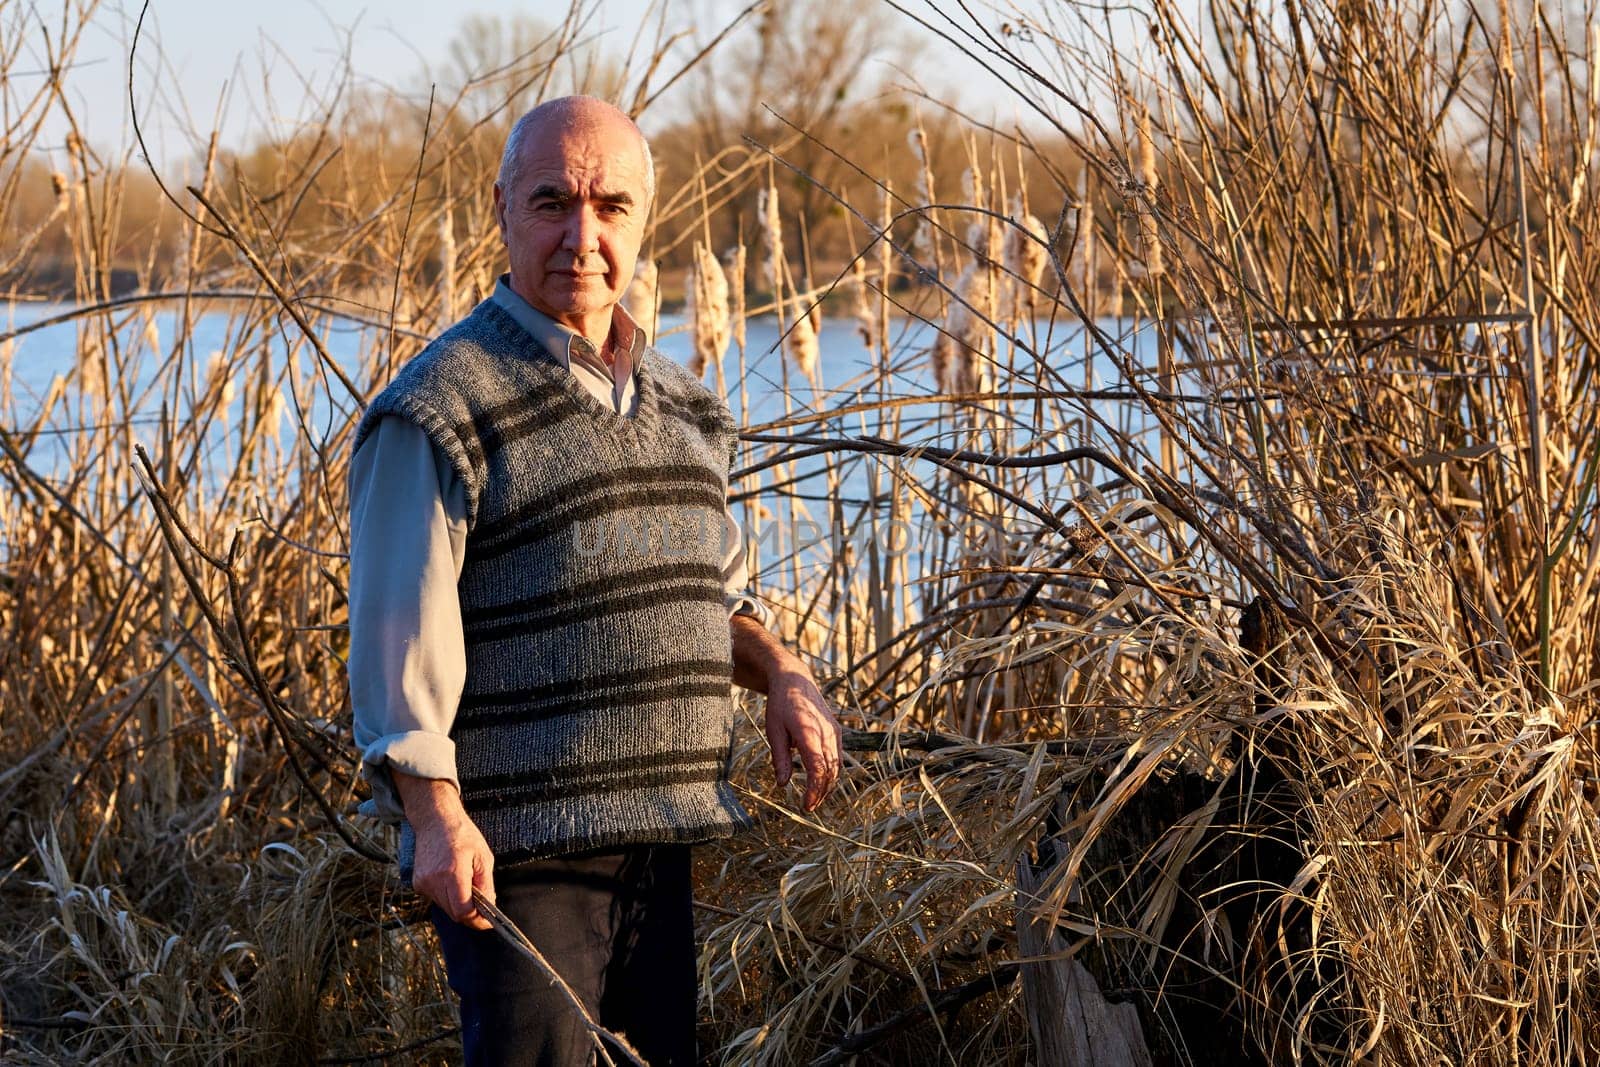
{"left": 817, "top": 729, "right": 840, "bottom": 800}
{"left": 809, "top": 711, "right": 841, "bottom": 796}
{"left": 473, "top": 850, "right": 497, "bottom": 910}
{"left": 448, "top": 863, "right": 489, "bottom": 931}
{"left": 798, "top": 729, "right": 827, "bottom": 810}
{"left": 467, "top": 851, "right": 496, "bottom": 927}
{"left": 766, "top": 714, "right": 793, "bottom": 787}
{"left": 463, "top": 894, "right": 493, "bottom": 932}
{"left": 816, "top": 709, "right": 841, "bottom": 774}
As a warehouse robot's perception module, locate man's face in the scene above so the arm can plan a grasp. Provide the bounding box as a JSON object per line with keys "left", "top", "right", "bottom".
{"left": 493, "top": 117, "right": 649, "bottom": 334}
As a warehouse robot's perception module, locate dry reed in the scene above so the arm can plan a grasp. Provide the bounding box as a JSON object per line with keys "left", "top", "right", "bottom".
{"left": 2, "top": 1, "right": 1598, "bottom": 1065}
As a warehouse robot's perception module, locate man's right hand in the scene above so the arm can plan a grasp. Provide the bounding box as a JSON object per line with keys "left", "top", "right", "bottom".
{"left": 392, "top": 771, "right": 496, "bottom": 931}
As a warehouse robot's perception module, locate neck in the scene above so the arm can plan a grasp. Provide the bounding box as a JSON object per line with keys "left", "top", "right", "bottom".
{"left": 507, "top": 277, "right": 616, "bottom": 353}
{"left": 558, "top": 309, "right": 616, "bottom": 352}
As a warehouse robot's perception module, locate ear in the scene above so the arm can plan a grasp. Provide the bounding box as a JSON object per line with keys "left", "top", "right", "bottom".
{"left": 492, "top": 183, "right": 509, "bottom": 242}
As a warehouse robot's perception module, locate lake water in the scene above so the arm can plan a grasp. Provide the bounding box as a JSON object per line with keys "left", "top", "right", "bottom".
{"left": 0, "top": 298, "right": 1165, "bottom": 452}
{"left": 0, "top": 297, "right": 1172, "bottom": 577}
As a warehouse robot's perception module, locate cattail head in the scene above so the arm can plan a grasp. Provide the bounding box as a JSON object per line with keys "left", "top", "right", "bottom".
{"left": 1075, "top": 167, "right": 1099, "bottom": 314}
{"left": 908, "top": 124, "right": 928, "bottom": 171}
{"left": 932, "top": 334, "right": 956, "bottom": 394}
{"left": 966, "top": 217, "right": 994, "bottom": 262}
{"left": 76, "top": 335, "right": 104, "bottom": 405}
{"left": 934, "top": 267, "right": 971, "bottom": 394}
{"left": 1075, "top": 168, "right": 1094, "bottom": 255}
{"left": 1496, "top": 0, "right": 1515, "bottom": 76}
{"left": 1137, "top": 105, "right": 1158, "bottom": 195}
{"left": 265, "top": 389, "right": 287, "bottom": 442}
{"left": 49, "top": 171, "right": 73, "bottom": 222}
{"left": 1004, "top": 196, "right": 1049, "bottom": 311}
{"left": 624, "top": 258, "right": 659, "bottom": 338}
{"left": 908, "top": 123, "right": 936, "bottom": 264}
{"left": 205, "top": 351, "right": 236, "bottom": 409}
{"left": 961, "top": 166, "right": 984, "bottom": 208}
{"left": 758, "top": 183, "right": 785, "bottom": 292}
{"left": 935, "top": 263, "right": 995, "bottom": 395}
{"left": 851, "top": 255, "right": 875, "bottom": 349}
{"left": 787, "top": 295, "right": 819, "bottom": 384}
{"left": 722, "top": 245, "right": 747, "bottom": 352}
{"left": 686, "top": 243, "right": 730, "bottom": 380}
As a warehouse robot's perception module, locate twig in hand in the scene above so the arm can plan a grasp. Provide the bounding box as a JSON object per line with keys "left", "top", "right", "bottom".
{"left": 470, "top": 889, "right": 647, "bottom": 1067}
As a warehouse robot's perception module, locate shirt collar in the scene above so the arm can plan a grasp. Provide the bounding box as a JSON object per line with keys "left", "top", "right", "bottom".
{"left": 491, "top": 274, "right": 648, "bottom": 370}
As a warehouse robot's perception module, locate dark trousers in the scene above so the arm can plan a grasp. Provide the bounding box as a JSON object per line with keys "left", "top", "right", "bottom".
{"left": 430, "top": 844, "right": 698, "bottom": 1067}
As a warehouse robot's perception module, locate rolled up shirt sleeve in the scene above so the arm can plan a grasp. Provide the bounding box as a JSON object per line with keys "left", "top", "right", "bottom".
{"left": 348, "top": 416, "right": 470, "bottom": 823}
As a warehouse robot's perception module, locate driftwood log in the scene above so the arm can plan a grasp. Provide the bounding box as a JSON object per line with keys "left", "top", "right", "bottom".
{"left": 1016, "top": 819, "right": 1152, "bottom": 1067}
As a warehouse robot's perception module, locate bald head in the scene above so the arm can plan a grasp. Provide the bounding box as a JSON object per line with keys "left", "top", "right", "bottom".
{"left": 498, "top": 96, "right": 655, "bottom": 209}
{"left": 492, "top": 94, "right": 655, "bottom": 344}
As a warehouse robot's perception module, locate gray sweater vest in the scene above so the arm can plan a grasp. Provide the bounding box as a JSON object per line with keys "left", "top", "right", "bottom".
{"left": 353, "top": 299, "right": 752, "bottom": 866}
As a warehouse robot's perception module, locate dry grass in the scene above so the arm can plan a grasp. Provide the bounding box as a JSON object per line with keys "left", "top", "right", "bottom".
{"left": 2, "top": 0, "right": 1598, "bottom": 1064}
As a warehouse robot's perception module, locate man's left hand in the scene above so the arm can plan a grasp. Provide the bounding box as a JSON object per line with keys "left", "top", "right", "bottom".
{"left": 763, "top": 668, "right": 844, "bottom": 811}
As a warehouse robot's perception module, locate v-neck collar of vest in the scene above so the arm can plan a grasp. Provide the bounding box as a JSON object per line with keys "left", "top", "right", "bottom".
{"left": 476, "top": 299, "right": 661, "bottom": 439}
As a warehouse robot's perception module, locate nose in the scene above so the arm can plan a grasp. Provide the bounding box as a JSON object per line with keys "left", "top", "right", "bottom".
{"left": 561, "top": 203, "right": 600, "bottom": 256}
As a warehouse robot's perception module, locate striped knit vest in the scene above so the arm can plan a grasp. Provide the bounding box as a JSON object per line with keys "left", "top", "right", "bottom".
{"left": 353, "top": 298, "right": 753, "bottom": 866}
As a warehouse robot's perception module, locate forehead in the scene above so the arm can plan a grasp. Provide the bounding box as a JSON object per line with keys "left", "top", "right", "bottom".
{"left": 510, "top": 121, "right": 648, "bottom": 197}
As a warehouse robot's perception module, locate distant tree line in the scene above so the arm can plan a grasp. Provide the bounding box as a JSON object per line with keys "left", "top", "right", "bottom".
{"left": 0, "top": 2, "right": 1087, "bottom": 307}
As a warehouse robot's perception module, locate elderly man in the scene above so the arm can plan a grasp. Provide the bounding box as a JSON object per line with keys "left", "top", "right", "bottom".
{"left": 347, "top": 95, "right": 842, "bottom": 1066}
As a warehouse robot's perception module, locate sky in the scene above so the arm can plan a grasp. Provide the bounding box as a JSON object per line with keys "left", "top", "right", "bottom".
{"left": 29, "top": 0, "right": 1062, "bottom": 170}
{"left": 52, "top": 0, "right": 668, "bottom": 160}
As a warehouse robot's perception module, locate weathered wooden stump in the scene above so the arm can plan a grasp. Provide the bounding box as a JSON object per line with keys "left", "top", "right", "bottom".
{"left": 1016, "top": 818, "right": 1152, "bottom": 1067}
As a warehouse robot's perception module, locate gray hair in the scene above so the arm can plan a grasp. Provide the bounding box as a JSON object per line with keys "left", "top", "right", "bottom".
{"left": 497, "top": 97, "right": 656, "bottom": 207}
